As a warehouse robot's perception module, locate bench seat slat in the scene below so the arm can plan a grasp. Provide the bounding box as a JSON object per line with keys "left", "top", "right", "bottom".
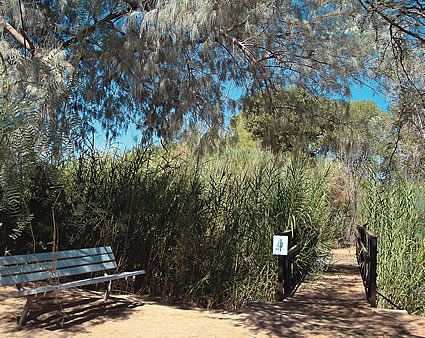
{"left": 0, "top": 247, "right": 113, "bottom": 266}
{"left": 0, "top": 253, "right": 116, "bottom": 277}
{"left": 1, "top": 271, "right": 50, "bottom": 286}
{"left": 1, "top": 261, "right": 118, "bottom": 286}
{"left": 12, "top": 270, "right": 146, "bottom": 297}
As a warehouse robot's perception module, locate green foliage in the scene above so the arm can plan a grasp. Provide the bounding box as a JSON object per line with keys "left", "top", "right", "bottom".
{"left": 1, "top": 0, "right": 395, "bottom": 141}
{"left": 388, "top": 88, "right": 425, "bottom": 180}
{"left": 0, "top": 46, "right": 74, "bottom": 248}
{"left": 0, "top": 0, "right": 424, "bottom": 317}
{"left": 359, "top": 177, "right": 425, "bottom": 315}
{"left": 327, "top": 100, "right": 391, "bottom": 166}
{"left": 229, "top": 113, "right": 259, "bottom": 151}
{"left": 0, "top": 146, "right": 335, "bottom": 309}
{"left": 239, "top": 87, "right": 331, "bottom": 153}
{"left": 238, "top": 87, "right": 391, "bottom": 158}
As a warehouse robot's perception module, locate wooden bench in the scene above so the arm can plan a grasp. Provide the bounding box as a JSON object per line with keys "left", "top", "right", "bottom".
{"left": 0, "top": 246, "right": 145, "bottom": 326}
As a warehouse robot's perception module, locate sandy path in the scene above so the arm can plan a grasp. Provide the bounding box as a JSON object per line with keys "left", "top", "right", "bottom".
{"left": 1, "top": 247, "right": 425, "bottom": 337}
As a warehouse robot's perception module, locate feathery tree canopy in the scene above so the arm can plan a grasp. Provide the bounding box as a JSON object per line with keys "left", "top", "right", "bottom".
{"left": 1, "top": 0, "right": 410, "bottom": 143}
{"left": 0, "top": 0, "right": 423, "bottom": 177}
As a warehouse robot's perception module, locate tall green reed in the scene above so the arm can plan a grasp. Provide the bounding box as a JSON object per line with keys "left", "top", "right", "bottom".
{"left": 5, "top": 145, "right": 338, "bottom": 309}
{"left": 359, "top": 176, "right": 425, "bottom": 315}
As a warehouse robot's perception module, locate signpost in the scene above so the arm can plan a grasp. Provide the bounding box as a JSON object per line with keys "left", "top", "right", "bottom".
{"left": 274, "top": 230, "right": 301, "bottom": 300}
{"left": 273, "top": 231, "right": 291, "bottom": 300}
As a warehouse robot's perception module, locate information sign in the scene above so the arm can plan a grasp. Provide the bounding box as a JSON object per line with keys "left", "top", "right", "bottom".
{"left": 273, "top": 235, "right": 288, "bottom": 256}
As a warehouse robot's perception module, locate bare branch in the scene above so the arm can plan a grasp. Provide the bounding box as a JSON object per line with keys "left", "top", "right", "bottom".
{"left": 0, "top": 17, "right": 42, "bottom": 57}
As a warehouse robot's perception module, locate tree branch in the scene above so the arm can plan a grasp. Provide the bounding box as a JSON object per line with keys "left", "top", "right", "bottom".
{"left": 0, "top": 17, "right": 42, "bottom": 57}
{"left": 359, "top": 0, "right": 425, "bottom": 43}
{"left": 63, "top": 8, "right": 132, "bottom": 48}
{"left": 62, "top": 0, "right": 155, "bottom": 48}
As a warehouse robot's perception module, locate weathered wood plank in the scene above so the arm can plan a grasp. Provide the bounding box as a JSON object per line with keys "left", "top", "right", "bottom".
{"left": 12, "top": 270, "right": 145, "bottom": 297}
{"left": 287, "top": 244, "right": 301, "bottom": 260}
{"left": 357, "top": 225, "right": 377, "bottom": 241}
{"left": 0, "top": 253, "right": 116, "bottom": 277}
{"left": 1, "top": 261, "right": 117, "bottom": 286}
{"left": 0, "top": 247, "right": 112, "bottom": 266}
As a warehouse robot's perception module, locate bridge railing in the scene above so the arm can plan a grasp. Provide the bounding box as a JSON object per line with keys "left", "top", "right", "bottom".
{"left": 356, "top": 224, "right": 377, "bottom": 307}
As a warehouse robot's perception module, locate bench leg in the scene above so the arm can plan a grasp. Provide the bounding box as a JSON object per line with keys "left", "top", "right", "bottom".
{"left": 18, "top": 296, "right": 34, "bottom": 327}
{"left": 104, "top": 281, "right": 112, "bottom": 301}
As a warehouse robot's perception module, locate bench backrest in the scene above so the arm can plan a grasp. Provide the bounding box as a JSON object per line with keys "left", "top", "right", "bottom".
{"left": 0, "top": 247, "right": 117, "bottom": 286}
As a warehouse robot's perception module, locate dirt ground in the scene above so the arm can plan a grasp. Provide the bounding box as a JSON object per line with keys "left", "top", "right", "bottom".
{"left": 1, "top": 248, "right": 425, "bottom": 337}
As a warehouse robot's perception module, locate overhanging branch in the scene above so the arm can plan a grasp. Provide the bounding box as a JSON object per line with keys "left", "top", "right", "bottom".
{"left": 63, "top": 0, "right": 154, "bottom": 48}
{"left": 358, "top": 0, "right": 425, "bottom": 43}
{"left": 0, "top": 17, "right": 42, "bottom": 57}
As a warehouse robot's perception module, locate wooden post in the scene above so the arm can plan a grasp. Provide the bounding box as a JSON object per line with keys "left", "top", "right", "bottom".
{"left": 276, "top": 230, "right": 291, "bottom": 300}
{"left": 277, "top": 255, "right": 284, "bottom": 301}
{"left": 369, "top": 235, "right": 377, "bottom": 307}
{"left": 357, "top": 224, "right": 378, "bottom": 308}
{"left": 283, "top": 256, "right": 291, "bottom": 295}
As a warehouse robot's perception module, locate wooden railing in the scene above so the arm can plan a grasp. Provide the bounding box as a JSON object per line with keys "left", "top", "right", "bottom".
{"left": 277, "top": 230, "right": 301, "bottom": 300}
{"left": 356, "top": 224, "right": 377, "bottom": 307}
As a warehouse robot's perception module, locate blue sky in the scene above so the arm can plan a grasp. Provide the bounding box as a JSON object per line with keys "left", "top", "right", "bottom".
{"left": 350, "top": 84, "right": 390, "bottom": 112}
{"left": 94, "top": 83, "right": 391, "bottom": 152}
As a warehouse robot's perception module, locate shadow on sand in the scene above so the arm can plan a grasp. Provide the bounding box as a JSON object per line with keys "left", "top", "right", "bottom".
{"left": 2, "top": 249, "right": 424, "bottom": 336}
{"left": 233, "top": 253, "right": 425, "bottom": 337}
{"left": 2, "top": 288, "right": 144, "bottom": 335}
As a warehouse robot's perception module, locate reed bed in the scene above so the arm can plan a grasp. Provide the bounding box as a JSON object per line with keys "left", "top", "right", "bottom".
{"left": 57, "top": 146, "right": 336, "bottom": 308}
{"left": 4, "top": 143, "right": 423, "bottom": 314}
{"left": 359, "top": 176, "right": 425, "bottom": 315}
